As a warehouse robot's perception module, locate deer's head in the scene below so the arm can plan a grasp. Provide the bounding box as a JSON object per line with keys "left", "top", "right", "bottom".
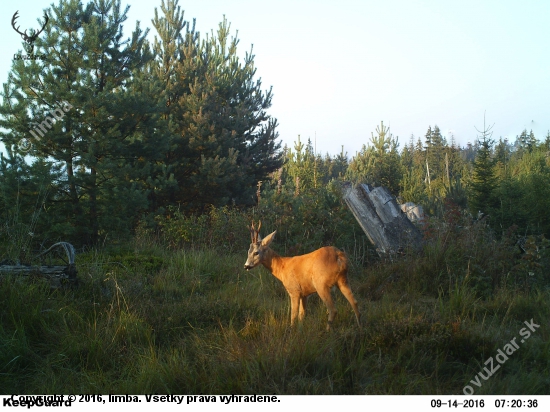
{"left": 244, "top": 221, "right": 276, "bottom": 270}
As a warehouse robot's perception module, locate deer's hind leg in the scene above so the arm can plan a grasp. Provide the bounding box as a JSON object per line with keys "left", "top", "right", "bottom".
{"left": 338, "top": 279, "right": 361, "bottom": 327}
{"left": 317, "top": 286, "right": 337, "bottom": 331}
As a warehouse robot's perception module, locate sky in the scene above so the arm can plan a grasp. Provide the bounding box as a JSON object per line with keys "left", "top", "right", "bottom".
{"left": 1, "top": 0, "right": 549, "bottom": 156}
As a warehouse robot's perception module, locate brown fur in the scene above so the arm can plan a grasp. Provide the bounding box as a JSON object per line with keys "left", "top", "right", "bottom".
{"left": 244, "top": 224, "right": 361, "bottom": 331}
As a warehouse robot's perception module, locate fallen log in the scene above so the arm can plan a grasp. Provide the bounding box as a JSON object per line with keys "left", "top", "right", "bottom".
{"left": 341, "top": 182, "right": 424, "bottom": 256}
{"left": 0, "top": 242, "right": 77, "bottom": 287}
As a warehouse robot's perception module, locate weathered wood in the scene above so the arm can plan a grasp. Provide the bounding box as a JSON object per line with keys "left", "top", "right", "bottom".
{"left": 0, "top": 264, "right": 77, "bottom": 287}
{"left": 341, "top": 182, "right": 424, "bottom": 255}
{"left": 0, "top": 265, "right": 70, "bottom": 274}
{"left": 36, "top": 241, "right": 76, "bottom": 264}
{"left": 0, "top": 242, "right": 77, "bottom": 287}
{"left": 400, "top": 202, "right": 425, "bottom": 222}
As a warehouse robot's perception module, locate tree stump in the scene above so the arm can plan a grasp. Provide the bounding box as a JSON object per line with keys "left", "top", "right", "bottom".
{"left": 341, "top": 182, "right": 424, "bottom": 256}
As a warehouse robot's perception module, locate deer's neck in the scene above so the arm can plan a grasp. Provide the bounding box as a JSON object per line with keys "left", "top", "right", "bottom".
{"left": 261, "top": 248, "right": 286, "bottom": 282}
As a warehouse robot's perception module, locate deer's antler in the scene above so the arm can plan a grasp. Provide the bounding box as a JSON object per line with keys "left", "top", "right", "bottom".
{"left": 250, "top": 221, "right": 256, "bottom": 243}
{"left": 249, "top": 220, "right": 262, "bottom": 243}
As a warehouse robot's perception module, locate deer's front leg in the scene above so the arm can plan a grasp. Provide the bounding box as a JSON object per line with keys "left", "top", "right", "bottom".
{"left": 289, "top": 293, "right": 300, "bottom": 326}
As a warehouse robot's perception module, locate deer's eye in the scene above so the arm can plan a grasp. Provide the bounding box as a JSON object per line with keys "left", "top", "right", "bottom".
{"left": 254, "top": 251, "right": 259, "bottom": 256}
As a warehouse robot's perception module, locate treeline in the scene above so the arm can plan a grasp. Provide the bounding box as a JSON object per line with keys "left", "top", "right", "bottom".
{"left": 1, "top": 0, "right": 549, "bottom": 256}
{"left": 275, "top": 122, "right": 550, "bottom": 240}
{"left": 151, "top": 122, "right": 550, "bottom": 265}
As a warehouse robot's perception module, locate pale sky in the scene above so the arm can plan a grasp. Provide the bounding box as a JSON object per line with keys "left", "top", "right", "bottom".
{"left": 2, "top": 0, "right": 549, "bottom": 156}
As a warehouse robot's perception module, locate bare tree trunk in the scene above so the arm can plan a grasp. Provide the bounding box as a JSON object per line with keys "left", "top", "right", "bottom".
{"left": 445, "top": 152, "right": 450, "bottom": 184}
{"left": 89, "top": 166, "right": 98, "bottom": 245}
{"left": 426, "top": 159, "right": 431, "bottom": 188}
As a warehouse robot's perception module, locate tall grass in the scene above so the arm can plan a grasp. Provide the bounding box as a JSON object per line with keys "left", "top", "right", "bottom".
{"left": 1, "top": 206, "right": 549, "bottom": 394}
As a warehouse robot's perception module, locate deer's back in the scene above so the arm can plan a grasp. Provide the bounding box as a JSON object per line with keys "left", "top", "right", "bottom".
{"left": 279, "top": 246, "right": 348, "bottom": 294}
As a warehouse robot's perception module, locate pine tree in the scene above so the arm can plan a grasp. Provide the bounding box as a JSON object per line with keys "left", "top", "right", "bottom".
{"left": 147, "top": 0, "right": 282, "bottom": 212}
{"left": 285, "top": 136, "right": 317, "bottom": 192}
{"left": 0, "top": 0, "right": 152, "bottom": 244}
{"left": 347, "top": 121, "right": 402, "bottom": 195}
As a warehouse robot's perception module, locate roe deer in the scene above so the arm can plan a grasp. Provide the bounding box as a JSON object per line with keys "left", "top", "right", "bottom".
{"left": 244, "top": 221, "right": 361, "bottom": 331}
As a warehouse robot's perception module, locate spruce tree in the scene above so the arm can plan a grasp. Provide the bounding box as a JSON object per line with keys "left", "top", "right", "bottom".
{"left": 400, "top": 136, "right": 428, "bottom": 205}
{"left": 469, "top": 122, "right": 497, "bottom": 218}
{"left": 424, "top": 125, "right": 447, "bottom": 183}
{"left": 515, "top": 129, "right": 537, "bottom": 153}
{"left": 331, "top": 146, "right": 348, "bottom": 179}
{"left": 494, "top": 137, "right": 511, "bottom": 178}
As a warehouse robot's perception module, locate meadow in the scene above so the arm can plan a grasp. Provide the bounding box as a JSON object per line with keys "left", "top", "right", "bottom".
{"left": 1, "top": 205, "right": 549, "bottom": 394}
{"left": 2, "top": 0, "right": 549, "bottom": 395}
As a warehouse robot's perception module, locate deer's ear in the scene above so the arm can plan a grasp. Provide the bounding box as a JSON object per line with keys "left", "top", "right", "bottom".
{"left": 261, "top": 230, "right": 276, "bottom": 248}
